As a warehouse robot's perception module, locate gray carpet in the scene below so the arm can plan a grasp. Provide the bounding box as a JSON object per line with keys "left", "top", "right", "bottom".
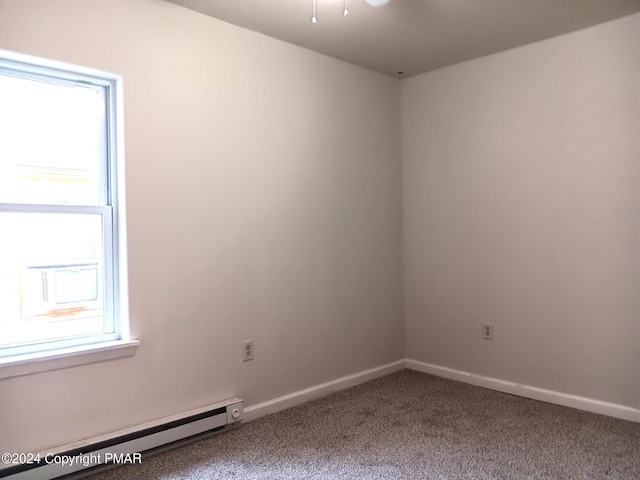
{"left": 91, "top": 370, "right": 640, "bottom": 479}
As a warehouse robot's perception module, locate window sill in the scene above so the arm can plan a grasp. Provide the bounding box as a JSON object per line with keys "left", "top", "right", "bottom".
{"left": 0, "top": 339, "right": 140, "bottom": 379}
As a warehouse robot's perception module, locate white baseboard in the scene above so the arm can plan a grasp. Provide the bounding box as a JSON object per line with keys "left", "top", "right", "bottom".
{"left": 406, "top": 359, "right": 640, "bottom": 423}
{"left": 244, "top": 360, "right": 405, "bottom": 422}
{"left": 245, "top": 358, "right": 639, "bottom": 424}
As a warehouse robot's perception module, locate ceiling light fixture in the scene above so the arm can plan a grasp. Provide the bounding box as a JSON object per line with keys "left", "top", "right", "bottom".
{"left": 311, "top": 0, "right": 391, "bottom": 24}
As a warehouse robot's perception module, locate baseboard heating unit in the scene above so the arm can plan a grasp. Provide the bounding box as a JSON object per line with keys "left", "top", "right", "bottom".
{"left": 0, "top": 398, "right": 243, "bottom": 480}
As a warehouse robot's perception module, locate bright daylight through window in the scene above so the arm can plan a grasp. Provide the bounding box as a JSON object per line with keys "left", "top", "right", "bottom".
{"left": 0, "top": 51, "right": 129, "bottom": 361}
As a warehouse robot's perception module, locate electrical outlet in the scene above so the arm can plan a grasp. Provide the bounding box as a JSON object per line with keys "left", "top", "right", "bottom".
{"left": 482, "top": 324, "right": 494, "bottom": 340}
{"left": 243, "top": 340, "right": 254, "bottom": 362}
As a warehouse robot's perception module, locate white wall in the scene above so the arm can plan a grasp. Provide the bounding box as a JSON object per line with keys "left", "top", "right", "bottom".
{"left": 402, "top": 14, "right": 640, "bottom": 409}
{"left": 0, "top": 0, "right": 404, "bottom": 453}
{"left": 1, "top": 0, "right": 638, "bottom": 455}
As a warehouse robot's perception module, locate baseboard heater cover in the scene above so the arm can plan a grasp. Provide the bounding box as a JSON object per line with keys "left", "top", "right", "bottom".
{"left": 0, "top": 398, "right": 243, "bottom": 480}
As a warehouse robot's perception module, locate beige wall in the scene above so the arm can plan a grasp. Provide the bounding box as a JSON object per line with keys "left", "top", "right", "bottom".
{"left": 402, "top": 14, "right": 640, "bottom": 408}
{"left": 0, "top": 0, "right": 404, "bottom": 453}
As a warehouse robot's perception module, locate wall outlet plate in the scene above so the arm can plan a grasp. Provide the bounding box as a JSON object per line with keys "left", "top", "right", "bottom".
{"left": 243, "top": 340, "right": 254, "bottom": 361}
{"left": 482, "top": 324, "right": 494, "bottom": 340}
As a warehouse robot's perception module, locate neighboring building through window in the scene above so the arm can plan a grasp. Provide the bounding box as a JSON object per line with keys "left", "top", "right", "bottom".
{"left": 0, "top": 50, "right": 129, "bottom": 359}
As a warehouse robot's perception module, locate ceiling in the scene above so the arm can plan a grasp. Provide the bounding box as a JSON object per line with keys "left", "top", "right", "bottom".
{"left": 166, "top": 0, "right": 640, "bottom": 78}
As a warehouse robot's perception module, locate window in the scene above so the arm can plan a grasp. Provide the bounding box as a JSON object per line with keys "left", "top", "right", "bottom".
{"left": 0, "top": 50, "right": 132, "bottom": 363}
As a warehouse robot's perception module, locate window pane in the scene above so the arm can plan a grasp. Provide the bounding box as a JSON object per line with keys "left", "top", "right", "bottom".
{"left": 0, "top": 212, "right": 105, "bottom": 349}
{"left": 0, "top": 73, "right": 104, "bottom": 206}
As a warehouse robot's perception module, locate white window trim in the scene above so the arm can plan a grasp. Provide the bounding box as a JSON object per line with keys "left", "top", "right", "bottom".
{"left": 0, "top": 339, "right": 140, "bottom": 379}
{"left": 0, "top": 49, "right": 138, "bottom": 372}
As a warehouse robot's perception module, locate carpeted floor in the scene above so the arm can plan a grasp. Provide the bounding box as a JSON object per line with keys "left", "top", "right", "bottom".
{"left": 91, "top": 370, "right": 640, "bottom": 479}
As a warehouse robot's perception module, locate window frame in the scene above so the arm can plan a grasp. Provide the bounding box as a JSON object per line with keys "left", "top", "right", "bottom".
{"left": 0, "top": 49, "right": 133, "bottom": 365}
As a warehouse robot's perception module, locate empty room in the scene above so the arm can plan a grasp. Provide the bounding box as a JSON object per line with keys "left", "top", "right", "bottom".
{"left": 0, "top": 0, "right": 639, "bottom": 478}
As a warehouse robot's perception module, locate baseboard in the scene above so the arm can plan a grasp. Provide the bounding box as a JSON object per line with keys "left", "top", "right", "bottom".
{"left": 245, "top": 358, "right": 639, "bottom": 424}
{"left": 244, "top": 359, "right": 405, "bottom": 422}
{"left": 0, "top": 398, "right": 243, "bottom": 480}
{"left": 406, "top": 359, "right": 640, "bottom": 423}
